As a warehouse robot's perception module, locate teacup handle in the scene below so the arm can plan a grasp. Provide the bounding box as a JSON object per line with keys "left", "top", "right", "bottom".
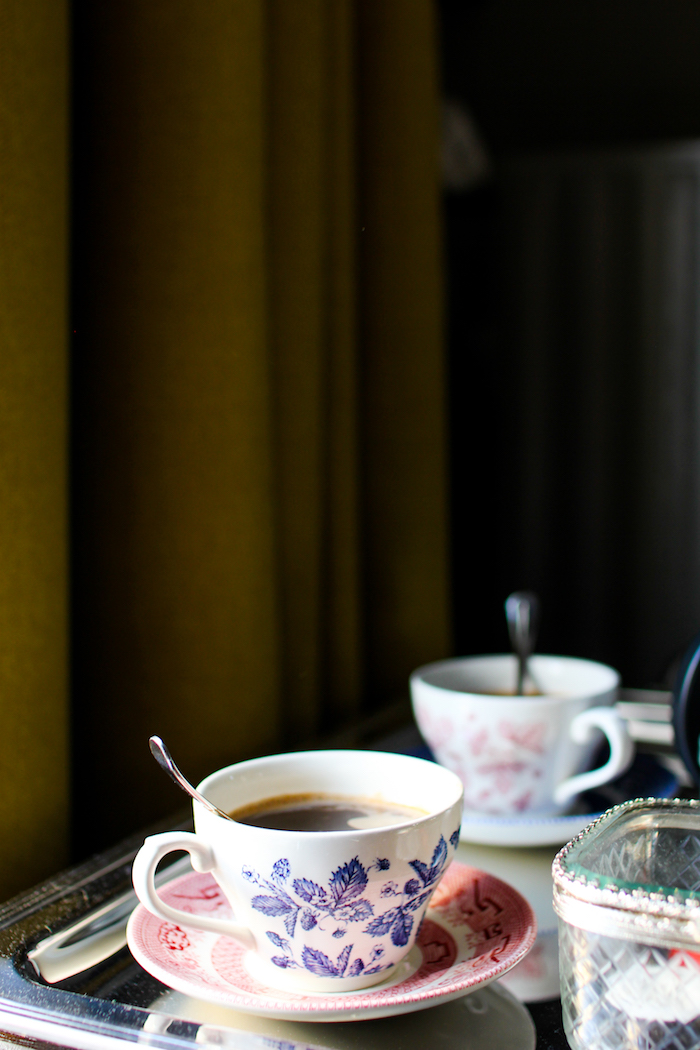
{"left": 131, "top": 832, "right": 256, "bottom": 948}
{"left": 553, "top": 706, "right": 635, "bottom": 807}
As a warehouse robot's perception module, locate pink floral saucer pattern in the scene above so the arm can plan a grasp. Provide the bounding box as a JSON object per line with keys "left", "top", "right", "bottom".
{"left": 126, "top": 862, "right": 536, "bottom": 1021}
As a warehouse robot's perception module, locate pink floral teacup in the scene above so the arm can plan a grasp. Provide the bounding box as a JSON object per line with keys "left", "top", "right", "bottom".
{"left": 410, "top": 655, "right": 633, "bottom": 817}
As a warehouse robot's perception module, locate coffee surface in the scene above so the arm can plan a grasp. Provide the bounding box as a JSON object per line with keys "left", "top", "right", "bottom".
{"left": 229, "top": 793, "right": 427, "bottom": 831}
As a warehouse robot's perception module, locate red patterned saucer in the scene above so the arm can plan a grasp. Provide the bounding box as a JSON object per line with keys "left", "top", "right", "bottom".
{"left": 126, "top": 862, "right": 535, "bottom": 1021}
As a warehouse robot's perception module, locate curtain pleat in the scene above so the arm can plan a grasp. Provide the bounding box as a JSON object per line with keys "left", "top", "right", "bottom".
{"left": 19, "top": 0, "right": 451, "bottom": 861}
{"left": 268, "top": 0, "right": 363, "bottom": 743}
{"left": 324, "top": 0, "right": 364, "bottom": 730}
{"left": 0, "top": 0, "right": 69, "bottom": 896}
{"left": 72, "top": 0, "right": 281, "bottom": 852}
{"left": 358, "top": 0, "right": 451, "bottom": 700}
{"left": 268, "top": 0, "right": 336, "bottom": 744}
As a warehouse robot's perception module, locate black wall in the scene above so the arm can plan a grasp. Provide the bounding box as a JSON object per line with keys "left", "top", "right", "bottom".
{"left": 440, "top": 1, "right": 700, "bottom": 684}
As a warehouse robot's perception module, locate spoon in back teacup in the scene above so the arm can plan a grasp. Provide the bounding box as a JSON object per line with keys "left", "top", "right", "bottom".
{"left": 149, "top": 735, "right": 233, "bottom": 820}
{"left": 505, "top": 591, "right": 541, "bottom": 695}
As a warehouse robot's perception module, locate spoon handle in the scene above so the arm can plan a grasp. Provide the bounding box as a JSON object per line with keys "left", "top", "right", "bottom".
{"left": 149, "top": 736, "right": 232, "bottom": 820}
{"left": 505, "top": 591, "right": 541, "bottom": 695}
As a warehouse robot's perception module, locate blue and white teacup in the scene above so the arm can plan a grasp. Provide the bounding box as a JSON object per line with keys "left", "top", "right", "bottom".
{"left": 132, "top": 749, "right": 463, "bottom": 993}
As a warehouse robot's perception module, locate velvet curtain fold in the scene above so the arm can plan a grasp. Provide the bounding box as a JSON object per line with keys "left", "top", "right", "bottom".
{"left": 0, "top": 0, "right": 69, "bottom": 897}
{"left": 0, "top": 0, "right": 450, "bottom": 886}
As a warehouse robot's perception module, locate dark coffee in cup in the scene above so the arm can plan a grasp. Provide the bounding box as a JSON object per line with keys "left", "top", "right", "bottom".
{"left": 229, "top": 792, "right": 426, "bottom": 832}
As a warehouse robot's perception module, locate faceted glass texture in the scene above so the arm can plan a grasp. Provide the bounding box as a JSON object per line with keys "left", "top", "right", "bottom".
{"left": 559, "top": 920, "right": 700, "bottom": 1050}
{"left": 557, "top": 801, "right": 700, "bottom": 1049}
{"left": 567, "top": 805, "right": 700, "bottom": 898}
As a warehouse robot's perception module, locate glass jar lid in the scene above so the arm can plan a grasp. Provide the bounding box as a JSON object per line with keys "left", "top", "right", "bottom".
{"left": 552, "top": 797, "right": 700, "bottom": 949}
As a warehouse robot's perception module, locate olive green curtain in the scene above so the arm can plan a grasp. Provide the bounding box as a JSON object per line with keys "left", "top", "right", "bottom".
{"left": 358, "top": 1, "right": 451, "bottom": 699}
{"left": 0, "top": 0, "right": 450, "bottom": 884}
{"left": 0, "top": 0, "right": 69, "bottom": 896}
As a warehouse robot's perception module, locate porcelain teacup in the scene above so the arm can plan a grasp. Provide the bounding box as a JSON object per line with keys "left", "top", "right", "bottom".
{"left": 410, "top": 654, "right": 633, "bottom": 817}
{"left": 132, "top": 749, "right": 463, "bottom": 993}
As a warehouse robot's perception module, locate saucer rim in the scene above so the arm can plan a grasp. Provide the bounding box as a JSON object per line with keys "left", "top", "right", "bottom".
{"left": 458, "top": 753, "right": 680, "bottom": 847}
{"left": 126, "top": 863, "right": 536, "bottom": 1022}
{"left": 458, "top": 811, "right": 598, "bottom": 847}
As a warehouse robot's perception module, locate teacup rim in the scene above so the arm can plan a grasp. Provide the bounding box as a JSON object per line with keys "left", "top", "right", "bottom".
{"left": 195, "top": 748, "right": 464, "bottom": 834}
{"left": 410, "top": 652, "right": 620, "bottom": 702}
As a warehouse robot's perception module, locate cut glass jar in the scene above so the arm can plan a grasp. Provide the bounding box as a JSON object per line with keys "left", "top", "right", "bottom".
{"left": 553, "top": 797, "right": 700, "bottom": 1050}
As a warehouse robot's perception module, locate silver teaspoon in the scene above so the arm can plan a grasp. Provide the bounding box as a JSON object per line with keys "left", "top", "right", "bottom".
{"left": 505, "top": 591, "right": 541, "bottom": 695}
{"left": 149, "top": 735, "right": 233, "bottom": 820}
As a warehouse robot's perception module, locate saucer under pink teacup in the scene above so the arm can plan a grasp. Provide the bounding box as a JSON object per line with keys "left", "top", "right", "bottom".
{"left": 410, "top": 654, "right": 634, "bottom": 818}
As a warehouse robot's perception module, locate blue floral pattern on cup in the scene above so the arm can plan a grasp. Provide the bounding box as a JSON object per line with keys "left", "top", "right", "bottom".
{"left": 241, "top": 828, "right": 461, "bottom": 978}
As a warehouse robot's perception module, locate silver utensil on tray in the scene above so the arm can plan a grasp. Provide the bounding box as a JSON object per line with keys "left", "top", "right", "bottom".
{"left": 505, "top": 591, "right": 541, "bottom": 694}
{"left": 27, "top": 855, "right": 192, "bottom": 984}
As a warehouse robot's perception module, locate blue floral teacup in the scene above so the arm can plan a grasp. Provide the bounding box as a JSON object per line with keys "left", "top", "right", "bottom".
{"left": 132, "top": 749, "right": 463, "bottom": 992}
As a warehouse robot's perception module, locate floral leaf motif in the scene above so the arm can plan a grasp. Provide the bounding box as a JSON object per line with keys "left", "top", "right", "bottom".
{"left": 407, "top": 859, "right": 430, "bottom": 885}
{"left": 430, "top": 836, "right": 448, "bottom": 874}
{"left": 266, "top": 930, "right": 288, "bottom": 949}
{"left": 364, "top": 963, "right": 387, "bottom": 974}
{"left": 302, "top": 947, "right": 337, "bottom": 976}
{"left": 406, "top": 889, "right": 432, "bottom": 912}
{"left": 252, "top": 890, "right": 300, "bottom": 937}
{"left": 249, "top": 844, "right": 450, "bottom": 973}
{"left": 293, "top": 878, "right": 327, "bottom": 906}
{"left": 409, "top": 835, "right": 448, "bottom": 887}
{"left": 329, "top": 857, "right": 368, "bottom": 905}
{"left": 450, "top": 829, "right": 460, "bottom": 848}
{"left": 271, "top": 955, "right": 297, "bottom": 969}
{"left": 272, "top": 859, "right": 290, "bottom": 884}
{"left": 302, "top": 943, "right": 354, "bottom": 977}
{"left": 300, "top": 909, "right": 318, "bottom": 931}
{"left": 365, "top": 908, "right": 399, "bottom": 937}
{"left": 391, "top": 910, "right": 414, "bottom": 947}
{"left": 347, "top": 958, "right": 365, "bottom": 977}
{"left": 282, "top": 908, "right": 300, "bottom": 938}
{"left": 335, "top": 944, "right": 352, "bottom": 975}
{"left": 252, "top": 895, "right": 294, "bottom": 917}
{"left": 333, "top": 899, "right": 374, "bottom": 923}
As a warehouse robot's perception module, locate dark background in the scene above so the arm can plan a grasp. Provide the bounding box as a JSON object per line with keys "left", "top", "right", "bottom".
{"left": 440, "top": 1, "right": 700, "bottom": 686}
{"left": 440, "top": 0, "right": 700, "bottom": 151}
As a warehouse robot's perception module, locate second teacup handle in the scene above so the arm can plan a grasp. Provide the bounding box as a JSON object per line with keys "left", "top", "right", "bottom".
{"left": 131, "top": 831, "right": 256, "bottom": 948}
{"left": 553, "top": 706, "right": 635, "bottom": 807}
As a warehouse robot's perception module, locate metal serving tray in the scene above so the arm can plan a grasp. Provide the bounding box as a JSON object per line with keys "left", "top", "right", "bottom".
{"left": 0, "top": 810, "right": 540, "bottom": 1050}
{"left": 0, "top": 694, "right": 684, "bottom": 1050}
